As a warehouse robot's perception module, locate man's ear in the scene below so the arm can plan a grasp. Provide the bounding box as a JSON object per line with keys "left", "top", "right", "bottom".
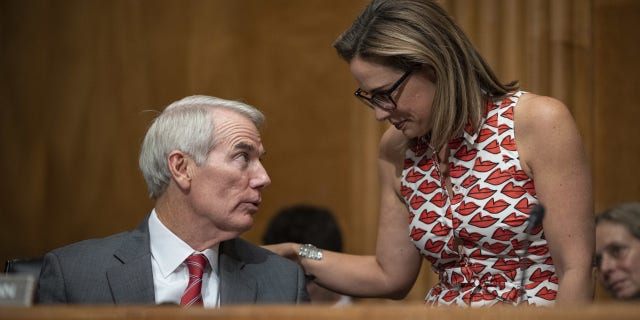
{"left": 167, "top": 150, "right": 193, "bottom": 191}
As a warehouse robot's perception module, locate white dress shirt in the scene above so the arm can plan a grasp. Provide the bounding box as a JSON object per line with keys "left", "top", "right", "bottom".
{"left": 148, "top": 210, "right": 220, "bottom": 307}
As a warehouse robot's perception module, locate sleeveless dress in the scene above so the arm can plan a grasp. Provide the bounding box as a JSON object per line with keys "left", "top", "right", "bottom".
{"left": 402, "top": 91, "right": 557, "bottom": 306}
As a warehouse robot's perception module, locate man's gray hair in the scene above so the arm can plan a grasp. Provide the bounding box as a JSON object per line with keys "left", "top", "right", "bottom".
{"left": 139, "top": 95, "right": 265, "bottom": 199}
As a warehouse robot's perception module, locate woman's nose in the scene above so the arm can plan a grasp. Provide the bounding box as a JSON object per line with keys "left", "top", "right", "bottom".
{"left": 599, "top": 255, "right": 616, "bottom": 275}
{"left": 373, "top": 107, "right": 392, "bottom": 121}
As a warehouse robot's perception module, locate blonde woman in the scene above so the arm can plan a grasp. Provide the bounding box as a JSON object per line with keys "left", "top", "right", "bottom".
{"left": 267, "top": 0, "right": 593, "bottom": 306}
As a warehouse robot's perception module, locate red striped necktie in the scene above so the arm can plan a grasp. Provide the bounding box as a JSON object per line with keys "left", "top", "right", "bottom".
{"left": 180, "top": 254, "right": 208, "bottom": 307}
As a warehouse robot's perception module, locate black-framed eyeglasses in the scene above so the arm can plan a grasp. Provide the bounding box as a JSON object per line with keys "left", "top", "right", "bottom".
{"left": 354, "top": 69, "right": 413, "bottom": 111}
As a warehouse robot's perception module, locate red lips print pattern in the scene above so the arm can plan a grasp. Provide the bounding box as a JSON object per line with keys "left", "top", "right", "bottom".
{"left": 402, "top": 91, "right": 557, "bottom": 306}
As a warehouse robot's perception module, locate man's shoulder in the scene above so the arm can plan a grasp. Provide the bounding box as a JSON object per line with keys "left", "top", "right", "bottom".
{"left": 47, "top": 230, "right": 135, "bottom": 260}
{"left": 47, "top": 218, "right": 148, "bottom": 257}
{"left": 225, "top": 238, "right": 299, "bottom": 269}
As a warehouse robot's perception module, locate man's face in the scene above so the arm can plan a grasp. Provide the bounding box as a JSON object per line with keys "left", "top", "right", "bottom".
{"left": 595, "top": 221, "right": 640, "bottom": 300}
{"left": 188, "top": 109, "right": 270, "bottom": 236}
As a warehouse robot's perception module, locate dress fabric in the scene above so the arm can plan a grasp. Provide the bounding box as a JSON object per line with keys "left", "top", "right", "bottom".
{"left": 402, "top": 91, "right": 558, "bottom": 306}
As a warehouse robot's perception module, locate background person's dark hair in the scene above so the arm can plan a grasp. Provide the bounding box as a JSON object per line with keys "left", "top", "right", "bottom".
{"left": 263, "top": 204, "right": 343, "bottom": 252}
{"left": 595, "top": 202, "right": 640, "bottom": 239}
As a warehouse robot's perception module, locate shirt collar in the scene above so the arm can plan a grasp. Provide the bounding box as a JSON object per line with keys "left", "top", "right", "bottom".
{"left": 148, "top": 209, "right": 219, "bottom": 279}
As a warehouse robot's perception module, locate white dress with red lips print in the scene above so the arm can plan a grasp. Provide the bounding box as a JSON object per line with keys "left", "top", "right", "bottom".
{"left": 402, "top": 91, "right": 558, "bottom": 306}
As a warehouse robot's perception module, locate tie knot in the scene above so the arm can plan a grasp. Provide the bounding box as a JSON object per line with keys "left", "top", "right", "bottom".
{"left": 186, "top": 253, "right": 207, "bottom": 265}
{"left": 185, "top": 254, "right": 208, "bottom": 276}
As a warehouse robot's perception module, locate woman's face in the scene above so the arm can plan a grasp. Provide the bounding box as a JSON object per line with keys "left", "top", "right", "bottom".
{"left": 595, "top": 221, "right": 640, "bottom": 300}
{"left": 349, "top": 57, "right": 436, "bottom": 138}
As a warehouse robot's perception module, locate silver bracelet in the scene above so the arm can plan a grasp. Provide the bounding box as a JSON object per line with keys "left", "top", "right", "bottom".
{"left": 298, "top": 243, "right": 323, "bottom": 260}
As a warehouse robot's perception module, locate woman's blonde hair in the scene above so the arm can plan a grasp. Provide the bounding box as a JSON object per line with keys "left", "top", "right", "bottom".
{"left": 334, "top": 0, "right": 518, "bottom": 151}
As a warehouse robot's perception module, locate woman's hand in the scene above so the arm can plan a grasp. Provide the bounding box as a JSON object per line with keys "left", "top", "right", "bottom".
{"left": 262, "top": 242, "right": 300, "bottom": 261}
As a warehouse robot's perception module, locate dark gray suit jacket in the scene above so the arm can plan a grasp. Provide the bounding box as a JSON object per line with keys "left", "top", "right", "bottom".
{"left": 37, "top": 219, "right": 309, "bottom": 305}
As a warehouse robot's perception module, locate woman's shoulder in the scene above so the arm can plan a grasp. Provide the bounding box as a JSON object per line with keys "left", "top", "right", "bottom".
{"left": 516, "top": 92, "right": 570, "bottom": 117}
{"left": 379, "top": 126, "right": 410, "bottom": 164}
{"left": 514, "top": 92, "right": 574, "bottom": 133}
{"left": 513, "top": 92, "right": 580, "bottom": 170}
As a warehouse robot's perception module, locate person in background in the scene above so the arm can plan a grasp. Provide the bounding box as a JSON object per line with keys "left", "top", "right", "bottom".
{"left": 595, "top": 202, "right": 640, "bottom": 300}
{"left": 263, "top": 204, "right": 352, "bottom": 306}
{"left": 38, "top": 95, "right": 309, "bottom": 306}
{"left": 265, "top": 0, "right": 593, "bottom": 306}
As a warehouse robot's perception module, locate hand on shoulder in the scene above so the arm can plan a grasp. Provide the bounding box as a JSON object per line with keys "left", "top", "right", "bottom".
{"left": 261, "top": 243, "right": 300, "bottom": 261}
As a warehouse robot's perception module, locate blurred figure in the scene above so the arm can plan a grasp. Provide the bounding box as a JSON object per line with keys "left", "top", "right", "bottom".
{"left": 263, "top": 204, "right": 352, "bottom": 306}
{"left": 595, "top": 202, "right": 640, "bottom": 300}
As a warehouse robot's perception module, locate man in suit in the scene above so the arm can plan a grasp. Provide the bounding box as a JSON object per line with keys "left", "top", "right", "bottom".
{"left": 37, "top": 95, "right": 309, "bottom": 306}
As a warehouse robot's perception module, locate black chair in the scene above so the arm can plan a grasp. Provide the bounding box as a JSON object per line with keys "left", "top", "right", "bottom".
{"left": 4, "top": 257, "right": 44, "bottom": 279}
{"left": 3, "top": 257, "right": 43, "bottom": 304}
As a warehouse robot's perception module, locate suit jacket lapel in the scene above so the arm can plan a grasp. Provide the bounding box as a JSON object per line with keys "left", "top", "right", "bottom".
{"left": 219, "top": 239, "right": 257, "bottom": 304}
{"left": 106, "top": 218, "right": 156, "bottom": 304}
{"left": 101, "top": 219, "right": 257, "bottom": 304}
